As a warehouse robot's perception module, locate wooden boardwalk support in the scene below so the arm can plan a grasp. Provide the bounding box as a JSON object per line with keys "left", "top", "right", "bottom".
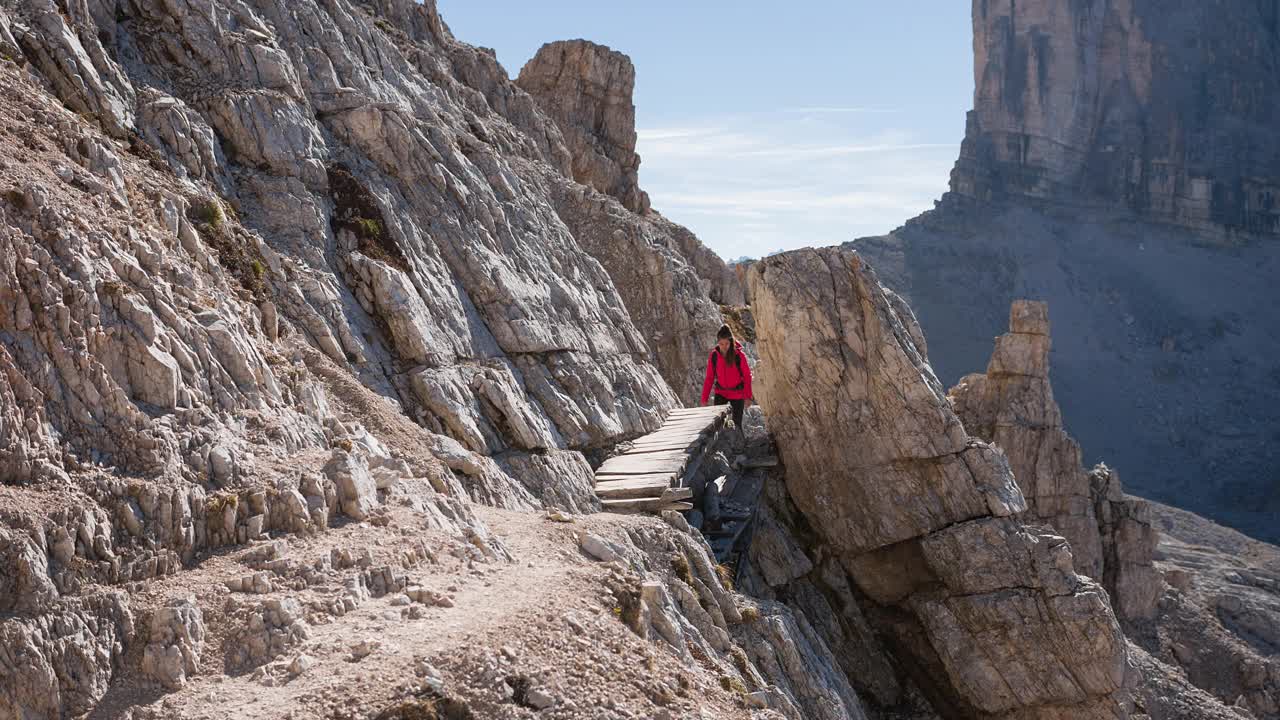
{"left": 594, "top": 405, "right": 730, "bottom": 513}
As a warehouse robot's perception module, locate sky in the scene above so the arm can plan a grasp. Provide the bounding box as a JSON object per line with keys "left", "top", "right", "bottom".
{"left": 435, "top": 1, "right": 974, "bottom": 260}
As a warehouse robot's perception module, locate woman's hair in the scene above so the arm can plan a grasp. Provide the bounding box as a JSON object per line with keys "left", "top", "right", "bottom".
{"left": 716, "top": 324, "right": 738, "bottom": 365}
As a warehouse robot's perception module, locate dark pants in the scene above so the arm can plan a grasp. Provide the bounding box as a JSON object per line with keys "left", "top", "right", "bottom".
{"left": 713, "top": 394, "right": 745, "bottom": 429}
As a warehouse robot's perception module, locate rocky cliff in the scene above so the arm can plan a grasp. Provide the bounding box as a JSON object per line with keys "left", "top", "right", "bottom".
{"left": 955, "top": 0, "right": 1280, "bottom": 237}
{"left": 1, "top": 0, "right": 1277, "bottom": 718}
{"left": 743, "top": 246, "right": 1280, "bottom": 720}
{"left": 948, "top": 300, "right": 1160, "bottom": 623}
{"left": 0, "top": 0, "right": 792, "bottom": 715}
{"left": 947, "top": 301, "right": 1280, "bottom": 717}
{"left": 853, "top": 0, "right": 1280, "bottom": 545}
{"left": 747, "top": 247, "right": 1135, "bottom": 720}
{"left": 516, "top": 40, "right": 743, "bottom": 401}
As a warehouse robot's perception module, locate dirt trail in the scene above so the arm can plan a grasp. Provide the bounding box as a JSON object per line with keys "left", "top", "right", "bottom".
{"left": 103, "top": 504, "right": 757, "bottom": 720}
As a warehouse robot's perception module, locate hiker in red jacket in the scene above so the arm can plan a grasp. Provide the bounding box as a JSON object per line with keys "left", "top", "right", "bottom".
{"left": 700, "top": 324, "right": 752, "bottom": 430}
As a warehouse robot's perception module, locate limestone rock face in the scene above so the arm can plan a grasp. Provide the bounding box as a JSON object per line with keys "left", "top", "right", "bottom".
{"left": 142, "top": 597, "right": 205, "bottom": 689}
{"left": 552, "top": 179, "right": 725, "bottom": 405}
{"left": 955, "top": 0, "right": 1280, "bottom": 237}
{"left": 0, "top": 527, "right": 58, "bottom": 616}
{"left": 948, "top": 301, "right": 1105, "bottom": 577}
{"left": 749, "top": 247, "right": 1133, "bottom": 719}
{"left": 0, "top": 8, "right": 18, "bottom": 60}
{"left": 853, "top": 1, "right": 1280, "bottom": 548}
{"left": 0, "top": 0, "right": 705, "bottom": 511}
{"left": 517, "top": 40, "right": 650, "bottom": 215}
{"left": 1141, "top": 501, "right": 1280, "bottom": 719}
{"left": 0, "top": 0, "right": 722, "bottom": 708}
{"left": 749, "top": 248, "right": 1024, "bottom": 554}
{"left": 651, "top": 214, "right": 746, "bottom": 307}
{"left": 324, "top": 449, "right": 380, "bottom": 521}
{"left": 949, "top": 300, "right": 1161, "bottom": 623}
{"left": 0, "top": 591, "right": 135, "bottom": 718}
{"left": 517, "top": 39, "right": 745, "bottom": 403}
{"left": 1091, "top": 465, "right": 1161, "bottom": 623}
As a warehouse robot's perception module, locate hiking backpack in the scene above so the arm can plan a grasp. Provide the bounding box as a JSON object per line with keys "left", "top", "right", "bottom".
{"left": 712, "top": 348, "right": 745, "bottom": 391}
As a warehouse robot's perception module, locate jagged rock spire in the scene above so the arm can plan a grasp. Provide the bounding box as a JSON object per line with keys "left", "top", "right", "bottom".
{"left": 749, "top": 248, "right": 1134, "bottom": 719}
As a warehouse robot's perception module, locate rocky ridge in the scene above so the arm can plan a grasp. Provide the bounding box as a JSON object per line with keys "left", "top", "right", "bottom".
{"left": 0, "top": 0, "right": 1277, "bottom": 718}
{"left": 948, "top": 299, "right": 1280, "bottom": 717}
{"left": 948, "top": 300, "right": 1161, "bottom": 623}
{"left": 515, "top": 40, "right": 649, "bottom": 216}
{"left": 517, "top": 39, "right": 740, "bottom": 404}
{"left": 0, "top": 0, "right": 776, "bottom": 715}
{"left": 747, "top": 247, "right": 1134, "bottom": 719}
{"left": 742, "top": 245, "right": 1280, "bottom": 720}
{"left": 955, "top": 0, "right": 1280, "bottom": 237}
{"left": 852, "top": 0, "right": 1280, "bottom": 545}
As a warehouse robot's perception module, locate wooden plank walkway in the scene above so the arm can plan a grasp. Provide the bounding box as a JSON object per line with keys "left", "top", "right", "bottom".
{"left": 595, "top": 405, "right": 730, "bottom": 513}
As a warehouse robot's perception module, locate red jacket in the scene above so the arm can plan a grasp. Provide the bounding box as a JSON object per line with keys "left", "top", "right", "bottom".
{"left": 700, "top": 342, "right": 753, "bottom": 404}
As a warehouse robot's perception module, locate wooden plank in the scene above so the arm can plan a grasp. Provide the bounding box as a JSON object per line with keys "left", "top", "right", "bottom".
{"left": 599, "top": 451, "right": 687, "bottom": 465}
{"left": 592, "top": 404, "right": 730, "bottom": 513}
{"left": 626, "top": 443, "right": 703, "bottom": 456}
{"left": 631, "top": 430, "right": 705, "bottom": 442}
{"left": 596, "top": 469, "right": 673, "bottom": 479}
{"left": 603, "top": 501, "right": 692, "bottom": 514}
{"left": 667, "top": 405, "right": 727, "bottom": 416}
{"left": 595, "top": 475, "right": 672, "bottom": 489}
{"left": 648, "top": 423, "right": 711, "bottom": 432}
{"left": 660, "top": 412, "right": 721, "bottom": 422}
{"left": 596, "top": 464, "right": 685, "bottom": 478}
{"left": 596, "top": 457, "right": 686, "bottom": 476}
{"left": 630, "top": 433, "right": 707, "bottom": 446}
{"left": 595, "top": 478, "right": 671, "bottom": 499}
{"left": 603, "top": 449, "right": 688, "bottom": 462}
{"left": 645, "top": 425, "right": 714, "bottom": 437}
{"left": 663, "top": 413, "right": 724, "bottom": 423}
{"left": 662, "top": 411, "right": 725, "bottom": 421}
{"left": 666, "top": 407, "right": 720, "bottom": 415}
{"left": 647, "top": 421, "right": 715, "bottom": 433}
{"left": 600, "top": 488, "right": 693, "bottom": 512}
{"left": 643, "top": 427, "right": 714, "bottom": 439}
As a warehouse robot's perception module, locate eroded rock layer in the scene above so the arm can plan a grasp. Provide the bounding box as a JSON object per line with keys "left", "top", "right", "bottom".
{"left": 748, "top": 247, "right": 1134, "bottom": 719}
{"left": 516, "top": 40, "right": 649, "bottom": 215}
{"left": 853, "top": 0, "right": 1280, "bottom": 544}
{"left": 517, "top": 39, "right": 741, "bottom": 402}
{"left": 948, "top": 300, "right": 1161, "bottom": 622}
{"left": 956, "top": 0, "right": 1280, "bottom": 237}
{"left": 0, "top": 0, "right": 753, "bottom": 713}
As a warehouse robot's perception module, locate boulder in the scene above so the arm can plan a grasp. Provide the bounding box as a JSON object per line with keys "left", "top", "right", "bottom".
{"left": 749, "top": 247, "right": 1132, "bottom": 719}
{"left": 142, "top": 597, "right": 205, "bottom": 689}
{"left": 949, "top": 300, "right": 1161, "bottom": 622}
{"left": 517, "top": 40, "right": 649, "bottom": 214}
{"left": 324, "top": 449, "right": 378, "bottom": 521}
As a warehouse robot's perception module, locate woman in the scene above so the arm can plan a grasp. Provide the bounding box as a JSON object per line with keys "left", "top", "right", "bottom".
{"left": 700, "top": 324, "right": 753, "bottom": 429}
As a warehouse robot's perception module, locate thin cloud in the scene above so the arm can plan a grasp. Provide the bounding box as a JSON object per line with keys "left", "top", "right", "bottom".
{"left": 634, "top": 114, "right": 957, "bottom": 259}
{"left": 738, "top": 142, "right": 955, "bottom": 158}
{"left": 636, "top": 125, "right": 950, "bottom": 160}
{"left": 636, "top": 127, "right": 727, "bottom": 141}
{"left": 780, "top": 106, "right": 900, "bottom": 114}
